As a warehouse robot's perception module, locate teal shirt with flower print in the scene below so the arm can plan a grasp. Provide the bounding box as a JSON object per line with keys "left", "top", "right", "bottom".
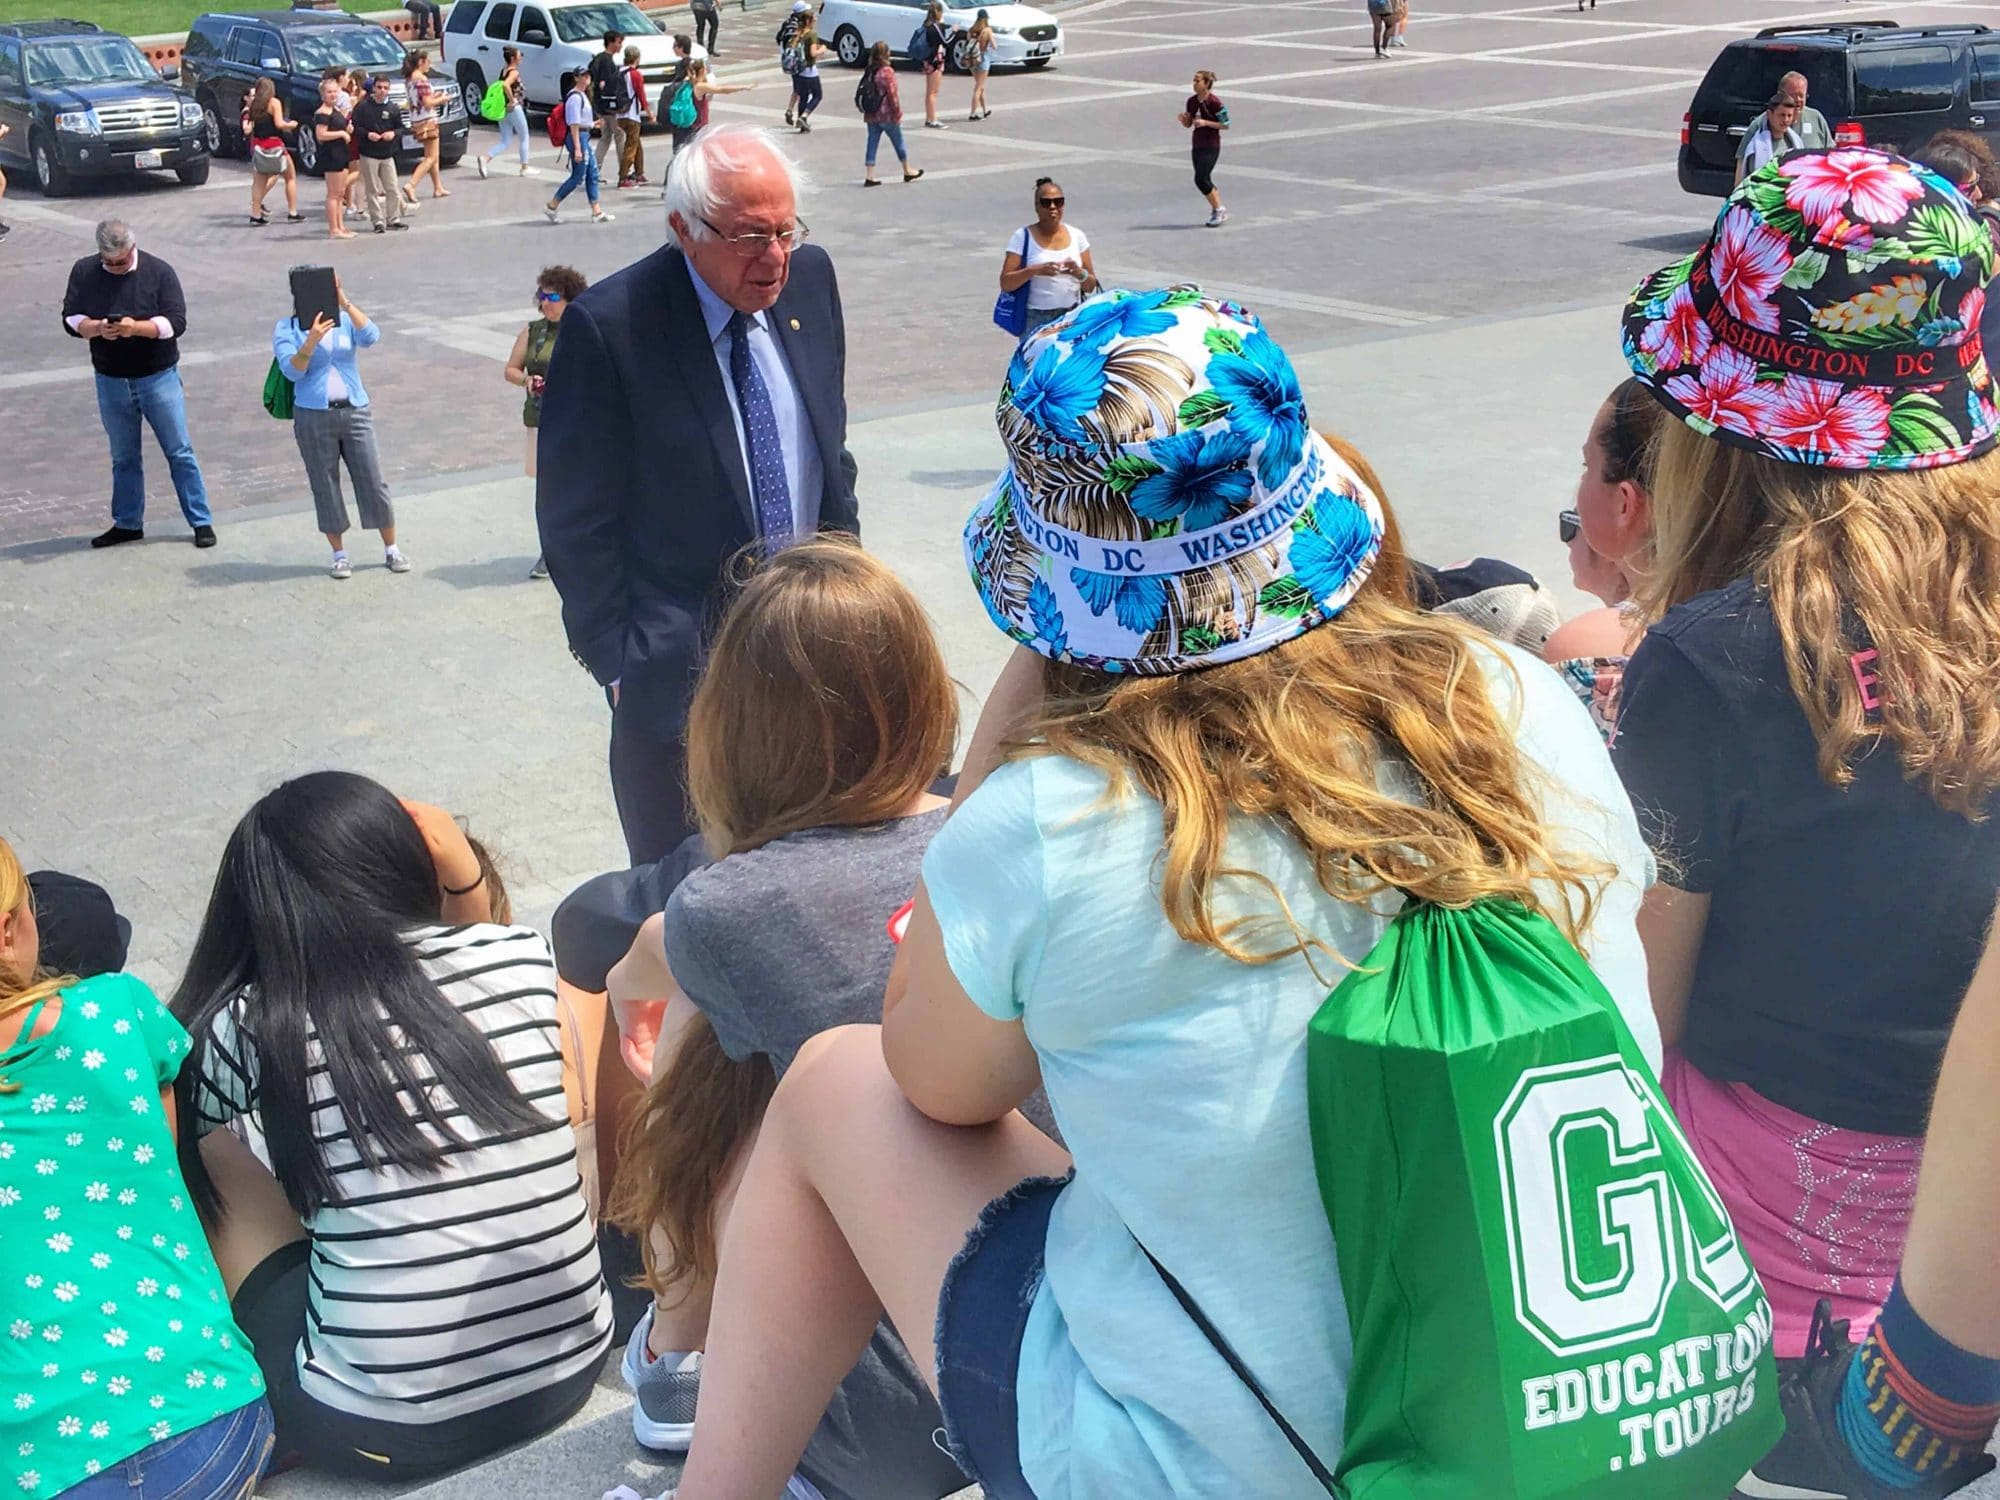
{"left": 1, "top": 973, "right": 264, "bottom": 1499}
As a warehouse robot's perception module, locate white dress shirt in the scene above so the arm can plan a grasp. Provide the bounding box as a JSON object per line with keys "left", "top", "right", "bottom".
{"left": 686, "top": 258, "right": 823, "bottom": 539}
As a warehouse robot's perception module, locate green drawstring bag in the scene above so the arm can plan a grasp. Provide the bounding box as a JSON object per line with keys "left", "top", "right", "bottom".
{"left": 262, "top": 358, "right": 293, "bottom": 421}
{"left": 1305, "top": 899, "right": 1782, "bottom": 1497}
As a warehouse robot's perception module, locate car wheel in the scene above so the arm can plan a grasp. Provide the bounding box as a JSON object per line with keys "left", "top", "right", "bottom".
{"left": 948, "top": 35, "right": 973, "bottom": 72}
{"left": 199, "top": 90, "right": 232, "bottom": 157}
{"left": 1023, "top": 56, "right": 1051, "bottom": 68}
{"left": 175, "top": 157, "right": 211, "bottom": 186}
{"left": 457, "top": 61, "right": 487, "bottom": 113}
{"left": 294, "top": 125, "right": 319, "bottom": 175}
{"left": 32, "top": 133, "right": 73, "bottom": 196}
{"left": 834, "top": 26, "right": 863, "bottom": 66}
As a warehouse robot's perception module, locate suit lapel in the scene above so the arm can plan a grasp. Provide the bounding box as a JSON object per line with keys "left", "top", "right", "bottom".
{"left": 660, "top": 250, "right": 755, "bottom": 531}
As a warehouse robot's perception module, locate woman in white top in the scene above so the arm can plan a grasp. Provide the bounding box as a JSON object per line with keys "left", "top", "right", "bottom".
{"left": 172, "top": 773, "right": 612, "bottom": 1480}
{"left": 997, "top": 177, "right": 1099, "bottom": 337}
{"left": 546, "top": 70, "right": 613, "bottom": 224}
{"left": 1735, "top": 92, "right": 1801, "bottom": 185}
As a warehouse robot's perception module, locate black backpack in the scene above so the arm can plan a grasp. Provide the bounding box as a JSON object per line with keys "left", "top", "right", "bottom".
{"left": 855, "top": 69, "right": 882, "bottom": 115}
{"left": 907, "top": 22, "right": 931, "bottom": 60}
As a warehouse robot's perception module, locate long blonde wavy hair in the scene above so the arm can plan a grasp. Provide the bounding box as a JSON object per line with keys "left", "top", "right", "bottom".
{"left": 1642, "top": 425, "right": 2000, "bottom": 815}
{"left": 0, "top": 838, "right": 75, "bottom": 1094}
{"left": 607, "top": 539, "right": 959, "bottom": 1299}
{"left": 1017, "top": 482, "right": 1611, "bottom": 972}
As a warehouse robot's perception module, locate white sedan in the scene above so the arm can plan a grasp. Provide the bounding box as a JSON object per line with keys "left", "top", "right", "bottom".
{"left": 815, "top": 0, "right": 1062, "bottom": 72}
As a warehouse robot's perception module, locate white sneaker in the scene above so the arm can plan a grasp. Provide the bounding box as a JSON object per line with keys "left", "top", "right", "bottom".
{"left": 520, "top": 165, "right": 541, "bottom": 177}
{"left": 593, "top": 210, "right": 615, "bottom": 223}
{"left": 385, "top": 548, "right": 412, "bottom": 574}
{"left": 1205, "top": 206, "right": 1228, "bottom": 227}
{"left": 544, "top": 204, "right": 560, "bottom": 223}
{"left": 476, "top": 154, "right": 489, "bottom": 178}
{"left": 329, "top": 553, "right": 352, "bottom": 580}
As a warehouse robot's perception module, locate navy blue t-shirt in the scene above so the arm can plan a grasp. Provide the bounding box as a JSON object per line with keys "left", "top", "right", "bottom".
{"left": 1611, "top": 574, "right": 2000, "bottom": 1137}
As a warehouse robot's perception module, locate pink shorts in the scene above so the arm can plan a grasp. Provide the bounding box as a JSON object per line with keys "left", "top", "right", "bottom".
{"left": 1662, "top": 1050, "right": 1920, "bottom": 1358}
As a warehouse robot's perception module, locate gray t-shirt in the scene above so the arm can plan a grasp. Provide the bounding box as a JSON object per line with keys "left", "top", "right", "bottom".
{"left": 662, "top": 808, "right": 967, "bottom": 1500}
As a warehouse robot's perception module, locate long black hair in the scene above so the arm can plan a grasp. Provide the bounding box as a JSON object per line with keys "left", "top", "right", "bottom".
{"left": 172, "top": 772, "right": 544, "bottom": 1220}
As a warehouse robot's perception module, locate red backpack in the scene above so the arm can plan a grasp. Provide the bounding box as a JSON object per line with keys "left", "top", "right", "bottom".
{"left": 546, "top": 103, "right": 567, "bottom": 148}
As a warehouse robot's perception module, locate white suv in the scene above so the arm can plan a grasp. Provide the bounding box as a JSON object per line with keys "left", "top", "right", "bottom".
{"left": 815, "top": 0, "right": 1061, "bottom": 72}
{"left": 442, "top": 0, "right": 682, "bottom": 113}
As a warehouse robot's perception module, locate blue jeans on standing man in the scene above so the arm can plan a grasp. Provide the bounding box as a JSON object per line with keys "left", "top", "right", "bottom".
{"left": 94, "top": 366, "right": 212, "bottom": 531}
{"left": 552, "top": 142, "right": 600, "bottom": 207}
{"left": 864, "top": 120, "right": 907, "bottom": 169}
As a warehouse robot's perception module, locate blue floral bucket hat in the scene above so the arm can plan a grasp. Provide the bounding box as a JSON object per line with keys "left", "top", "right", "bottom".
{"left": 964, "top": 287, "right": 1386, "bottom": 675}
{"left": 1623, "top": 147, "right": 1998, "bottom": 471}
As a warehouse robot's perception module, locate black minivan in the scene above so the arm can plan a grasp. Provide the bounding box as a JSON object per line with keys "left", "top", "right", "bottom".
{"left": 180, "top": 9, "right": 467, "bottom": 175}
{"left": 1680, "top": 22, "right": 2000, "bottom": 197}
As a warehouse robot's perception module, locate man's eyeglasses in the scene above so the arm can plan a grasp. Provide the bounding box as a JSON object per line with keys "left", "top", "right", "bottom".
{"left": 699, "top": 216, "right": 811, "bottom": 256}
{"left": 1558, "top": 509, "right": 1581, "bottom": 545}
{"left": 1037, "top": 196, "right": 1065, "bottom": 208}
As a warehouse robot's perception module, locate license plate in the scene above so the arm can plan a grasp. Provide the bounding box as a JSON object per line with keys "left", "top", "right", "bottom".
{"left": 1029, "top": 42, "right": 1054, "bottom": 56}
{"left": 403, "top": 133, "right": 420, "bottom": 150}
{"left": 134, "top": 150, "right": 163, "bottom": 168}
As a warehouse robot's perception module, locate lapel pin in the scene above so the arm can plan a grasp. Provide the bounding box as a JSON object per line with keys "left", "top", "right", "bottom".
{"left": 789, "top": 318, "right": 801, "bottom": 331}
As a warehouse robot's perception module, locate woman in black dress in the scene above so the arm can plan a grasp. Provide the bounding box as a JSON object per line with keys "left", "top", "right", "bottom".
{"left": 312, "top": 75, "right": 355, "bottom": 241}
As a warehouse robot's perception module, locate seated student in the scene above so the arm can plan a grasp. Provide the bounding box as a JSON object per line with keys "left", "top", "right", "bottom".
{"left": 1544, "top": 376, "right": 1661, "bottom": 739}
{"left": 1, "top": 836, "right": 274, "bottom": 1500}
{"left": 169, "top": 775, "right": 612, "bottom": 1479}
{"left": 603, "top": 538, "right": 972, "bottom": 1500}
{"left": 1617, "top": 150, "right": 2000, "bottom": 1367}
{"left": 660, "top": 293, "right": 1657, "bottom": 1497}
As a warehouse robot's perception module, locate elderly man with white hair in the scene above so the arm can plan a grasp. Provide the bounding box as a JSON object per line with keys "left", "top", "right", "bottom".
{"left": 60, "top": 218, "right": 216, "bottom": 550}
{"left": 536, "top": 124, "right": 859, "bottom": 866}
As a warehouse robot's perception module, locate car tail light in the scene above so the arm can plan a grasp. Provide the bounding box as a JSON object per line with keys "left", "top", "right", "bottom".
{"left": 1680, "top": 111, "right": 1690, "bottom": 147}
{"left": 1835, "top": 120, "right": 1865, "bottom": 147}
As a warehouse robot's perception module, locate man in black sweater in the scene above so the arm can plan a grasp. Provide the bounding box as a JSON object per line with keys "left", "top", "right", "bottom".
{"left": 60, "top": 219, "right": 215, "bottom": 549}
{"left": 589, "top": 32, "right": 627, "bottom": 173}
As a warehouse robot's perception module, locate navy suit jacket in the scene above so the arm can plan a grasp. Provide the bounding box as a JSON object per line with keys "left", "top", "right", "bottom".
{"left": 535, "top": 242, "right": 858, "bottom": 739}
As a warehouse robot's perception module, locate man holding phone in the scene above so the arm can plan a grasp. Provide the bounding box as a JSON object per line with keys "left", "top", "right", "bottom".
{"left": 61, "top": 219, "right": 215, "bottom": 549}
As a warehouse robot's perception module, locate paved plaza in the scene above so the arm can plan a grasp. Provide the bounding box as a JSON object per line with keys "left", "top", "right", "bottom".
{"left": 6, "top": 0, "right": 2000, "bottom": 1492}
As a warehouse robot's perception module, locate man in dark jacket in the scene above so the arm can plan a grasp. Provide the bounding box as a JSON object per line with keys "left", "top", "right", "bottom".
{"left": 60, "top": 219, "right": 215, "bottom": 549}
{"left": 589, "top": 31, "right": 628, "bottom": 171}
{"left": 536, "top": 125, "right": 857, "bottom": 864}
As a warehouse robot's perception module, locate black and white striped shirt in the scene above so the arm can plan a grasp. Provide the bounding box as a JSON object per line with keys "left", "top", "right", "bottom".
{"left": 190, "top": 923, "right": 612, "bottom": 1423}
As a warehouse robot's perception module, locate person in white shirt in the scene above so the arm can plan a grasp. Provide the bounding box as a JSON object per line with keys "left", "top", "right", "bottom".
{"left": 1736, "top": 92, "right": 1802, "bottom": 185}
{"left": 997, "top": 176, "right": 1098, "bottom": 337}
{"left": 547, "top": 70, "right": 614, "bottom": 223}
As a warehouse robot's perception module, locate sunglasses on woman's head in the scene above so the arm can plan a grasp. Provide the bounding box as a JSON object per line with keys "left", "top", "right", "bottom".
{"left": 1558, "top": 510, "right": 1581, "bottom": 544}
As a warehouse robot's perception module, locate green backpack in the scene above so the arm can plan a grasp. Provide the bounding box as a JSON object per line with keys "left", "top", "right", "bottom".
{"left": 1155, "top": 900, "right": 1783, "bottom": 1497}
{"left": 479, "top": 78, "right": 509, "bottom": 122}
{"left": 261, "top": 357, "right": 293, "bottom": 421}
{"left": 667, "top": 78, "right": 696, "bottom": 129}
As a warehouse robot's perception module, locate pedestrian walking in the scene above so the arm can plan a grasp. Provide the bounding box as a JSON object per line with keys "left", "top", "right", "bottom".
{"left": 617, "top": 43, "right": 651, "bottom": 187}
{"left": 546, "top": 70, "right": 614, "bottom": 223}
{"left": 786, "top": 17, "right": 826, "bottom": 133}
{"left": 918, "top": 0, "right": 950, "bottom": 128}
{"left": 663, "top": 35, "right": 697, "bottom": 157}
{"left": 352, "top": 73, "right": 410, "bottom": 231}
{"left": 965, "top": 9, "right": 993, "bottom": 119}
{"left": 859, "top": 42, "right": 921, "bottom": 185}
{"left": 404, "top": 0, "right": 442, "bottom": 39}
{"left": 1179, "top": 70, "right": 1227, "bottom": 226}
{"left": 312, "top": 75, "right": 357, "bottom": 239}
{"left": 273, "top": 274, "right": 408, "bottom": 579}
{"left": 690, "top": 0, "right": 719, "bottom": 57}
{"left": 998, "top": 176, "right": 1096, "bottom": 336}
{"left": 1734, "top": 90, "right": 1801, "bottom": 185}
{"left": 589, "top": 31, "right": 628, "bottom": 174}
{"left": 778, "top": 0, "right": 808, "bottom": 126}
{"left": 337, "top": 69, "right": 369, "bottom": 217}
{"left": 506, "top": 265, "right": 585, "bottom": 580}
{"left": 243, "top": 77, "right": 303, "bottom": 225}
{"left": 61, "top": 220, "right": 215, "bottom": 549}
{"left": 1391, "top": 0, "right": 1409, "bottom": 48}
{"left": 478, "top": 46, "right": 537, "bottom": 176}
{"left": 1742, "top": 70, "right": 1832, "bottom": 153}
{"left": 402, "top": 50, "right": 449, "bottom": 200}
{"left": 1368, "top": 0, "right": 1394, "bottom": 57}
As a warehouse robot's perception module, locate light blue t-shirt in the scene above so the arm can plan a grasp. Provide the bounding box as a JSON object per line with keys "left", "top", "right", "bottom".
{"left": 922, "top": 642, "right": 1659, "bottom": 1498}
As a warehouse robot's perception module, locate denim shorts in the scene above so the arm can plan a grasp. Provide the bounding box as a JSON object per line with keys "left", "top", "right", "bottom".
{"left": 57, "top": 1398, "right": 274, "bottom": 1500}
{"left": 932, "top": 1173, "right": 1068, "bottom": 1500}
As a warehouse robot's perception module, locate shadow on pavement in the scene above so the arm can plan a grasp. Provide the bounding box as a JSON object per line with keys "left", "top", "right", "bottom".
{"left": 186, "top": 560, "right": 346, "bottom": 585}
{"left": 908, "top": 468, "right": 998, "bottom": 489}
{"left": 0, "top": 536, "right": 90, "bottom": 564}
{"left": 1622, "top": 229, "right": 1707, "bottom": 255}
{"left": 424, "top": 559, "right": 548, "bottom": 590}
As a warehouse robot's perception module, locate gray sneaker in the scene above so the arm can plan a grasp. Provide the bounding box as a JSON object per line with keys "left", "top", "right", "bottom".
{"left": 385, "top": 548, "right": 412, "bottom": 574}
{"left": 620, "top": 1307, "right": 701, "bottom": 1452}
{"left": 330, "top": 553, "right": 353, "bottom": 580}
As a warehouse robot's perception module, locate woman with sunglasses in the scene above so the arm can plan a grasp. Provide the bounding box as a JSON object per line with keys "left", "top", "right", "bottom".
{"left": 506, "top": 265, "right": 586, "bottom": 581}
{"left": 1543, "top": 376, "right": 1662, "bottom": 739}
{"left": 997, "top": 177, "right": 1097, "bottom": 338}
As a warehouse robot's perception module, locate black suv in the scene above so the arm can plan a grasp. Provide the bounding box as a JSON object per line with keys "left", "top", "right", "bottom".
{"left": 180, "top": 9, "right": 467, "bottom": 175}
{"left": 0, "top": 20, "right": 208, "bottom": 195}
{"left": 1681, "top": 22, "right": 2000, "bottom": 197}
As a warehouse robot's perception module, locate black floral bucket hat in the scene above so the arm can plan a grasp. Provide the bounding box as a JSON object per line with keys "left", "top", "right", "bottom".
{"left": 1623, "top": 147, "right": 1998, "bottom": 470}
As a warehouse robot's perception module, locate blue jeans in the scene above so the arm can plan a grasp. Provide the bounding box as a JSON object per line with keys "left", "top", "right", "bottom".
{"left": 94, "top": 367, "right": 212, "bottom": 530}
{"left": 488, "top": 106, "right": 530, "bottom": 164}
{"left": 865, "top": 120, "right": 907, "bottom": 170}
{"left": 58, "top": 1398, "right": 274, "bottom": 1499}
{"left": 552, "top": 143, "right": 599, "bottom": 206}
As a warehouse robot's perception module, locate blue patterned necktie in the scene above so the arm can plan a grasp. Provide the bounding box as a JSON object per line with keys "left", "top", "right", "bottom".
{"left": 727, "top": 310, "right": 794, "bottom": 548}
